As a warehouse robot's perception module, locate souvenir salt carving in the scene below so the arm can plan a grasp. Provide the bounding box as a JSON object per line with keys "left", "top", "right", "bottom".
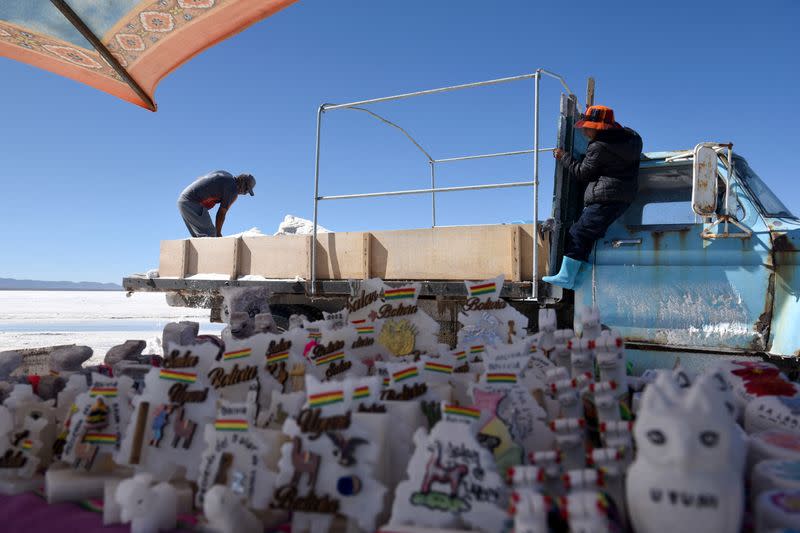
{"left": 575, "top": 306, "right": 602, "bottom": 341}
{"left": 259, "top": 389, "right": 305, "bottom": 429}
{"left": 749, "top": 430, "right": 800, "bottom": 471}
{"left": 389, "top": 402, "right": 508, "bottom": 532}
{"left": 55, "top": 374, "right": 88, "bottom": 426}
{"left": 752, "top": 460, "right": 800, "bottom": 501}
{"left": 0, "top": 403, "right": 48, "bottom": 492}
{"left": 272, "top": 376, "right": 387, "bottom": 533}
{"left": 746, "top": 396, "right": 800, "bottom": 435}
{"left": 305, "top": 324, "right": 362, "bottom": 382}
{"left": 60, "top": 373, "right": 132, "bottom": 472}
{"left": 508, "top": 465, "right": 544, "bottom": 491}
{"left": 529, "top": 450, "right": 563, "bottom": 496}
{"left": 562, "top": 468, "right": 604, "bottom": 493}
{"left": 115, "top": 473, "right": 178, "bottom": 533}
{"left": 380, "top": 362, "right": 437, "bottom": 402}
{"left": 756, "top": 489, "right": 800, "bottom": 532}
{"left": 552, "top": 329, "right": 574, "bottom": 369}
{"left": 117, "top": 342, "right": 219, "bottom": 481}
{"left": 550, "top": 418, "right": 586, "bottom": 471}
{"left": 588, "top": 448, "right": 628, "bottom": 526}
{"left": 716, "top": 361, "right": 799, "bottom": 414}
{"left": 471, "top": 388, "right": 521, "bottom": 470}
{"left": 561, "top": 491, "right": 617, "bottom": 533}
{"left": 570, "top": 337, "right": 595, "bottom": 381}
{"left": 595, "top": 330, "right": 627, "bottom": 390}
{"left": 203, "top": 484, "right": 263, "bottom": 533}
{"left": 529, "top": 309, "right": 557, "bottom": 360}
{"left": 598, "top": 421, "right": 633, "bottom": 463}
{"left": 196, "top": 400, "right": 275, "bottom": 510}
{"left": 550, "top": 376, "right": 588, "bottom": 419}
{"left": 510, "top": 489, "right": 551, "bottom": 533}
{"left": 259, "top": 330, "right": 306, "bottom": 394}
{"left": 626, "top": 378, "right": 746, "bottom": 533}
{"left": 458, "top": 275, "right": 528, "bottom": 348}
{"left": 589, "top": 381, "right": 626, "bottom": 424}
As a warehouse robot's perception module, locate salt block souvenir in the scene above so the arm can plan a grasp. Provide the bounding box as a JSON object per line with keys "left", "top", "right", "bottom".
{"left": 208, "top": 337, "right": 282, "bottom": 415}
{"left": 377, "top": 283, "right": 440, "bottom": 358}
{"left": 55, "top": 374, "right": 89, "bottom": 426}
{"left": 561, "top": 491, "right": 619, "bottom": 533}
{"left": 508, "top": 466, "right": 545, "bottom": 491}
{"left": 598, "top": 421, "right": 634, "bottom": 463}
{"left": 203, "top": 484, "right": 263, "bottom": 533}
{"left": 589, "top": 381, "right": 630, "bottom": 425}
{"left": 305, "top": 324, "right": 364, "bottom": 382}
{"left": 196, "top": 400, "right": 276, "bottom": 510}
{"left": 510, "top": 489, "right": 552, "bottom": 533}
{"left": 60, "top": 374, "right": 132, "bottom": 472}
{"left": 570, "top": 337, "right": 596, "bottom": 381}
{"left": 552, "top": 329, "right": 574, "bottom": 369}
{"left": 259, "top": 389, "right": 306, "bottom": 429}
{"left": 529, "top": 450, "right": 564, "bottom": 496}
{"left": 272, "top": 382, "right": 387, "bottom": 533}
{"left": 550, "top": 418, "right": 587, "bottom": 471}
{"left": 258, "top": 330, "right": 308, "bottom": 394}
{"left": 753, "top": 460, "right": 800, "bottom": 501}
{"left": 0, "top": 403, "right": 49, "bottom": 493}
{"left": 588, "top": 448, "right": 628, "bottom": 526}
{"left": 389, "top": 402, "right": 508, "bottom": 532}
{"left": 716, "top": 360, "right": 799, "bottom": 414}
{"left": 574, "top": 306, "right": 602, "bottom": 341}
{"left": 544, "top": 367, "right": 570, "bottom": 420}
{"left": 756, "top": 489, "right": 800, "bottom": 532}
{"left": 750, "top": 430, "right": 800, "bottom": 471}
{"left": 550, "top": 376, "right": 590, "bottom": 420}
{"left": 747, "top": 396, "right": 800, "bottom": 435}
{"left": 626, "top": 377, "right": 746, "bottom": 533}
{"left": 380, "top": 362, "right": 439, "bottom": 402}
{"left": 483, "top": 341, "right": 546, "bottom": 392}
{"left": 470, "top": 388, "right": 522, "bottom": 470}
{"left": 115, "top": 473, "right": 178, "bottom": 533}
{"left": 419, "top": 355, "right": 455, "bottom": 386}
{"left": 459, "top": 275, "right": 528, "bottom": 348}
{"left": 117, "top": 342, "right": 219, "bottom": 481}
{"left": 595, "top": 330, "right": 627, "bottom": 393}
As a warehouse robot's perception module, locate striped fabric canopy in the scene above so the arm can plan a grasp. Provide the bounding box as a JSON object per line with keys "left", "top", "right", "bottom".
{"left": 0, "top": 0, "right": 297, "bottom": 111}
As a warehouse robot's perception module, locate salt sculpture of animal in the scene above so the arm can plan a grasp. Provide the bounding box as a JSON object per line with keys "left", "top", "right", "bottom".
{"left": 550, "top": 418, "right": 586, "bottom": 471}
{"left": 626, "top": 378, "right": 745, "bottom": 533}
{"left": 116, "top": 473, "right": 178, "bottom": 533}
{"left": 171, "top": 407, "right": 197, "bottom": 449}
{"left": 590, "top": 381, "right": 623, "bottom": 424}
{"left": 203, "top": 484, "right": 262, "bottom": 533}
{"left": 570, "top": 338, "right": 596, "bottom": 381}
{"left": 696, "top": 371, "right": 740, "bottom": 421}
{"left": 290, "top": 436, "right": 320, "bottom": 489}
{"left": 421, "top": 440, "right": 469, "bottom": 496}
{"left": 595, "top": 330, "right": 627, "bottom": 390}
{"left": 552, "top": 329, "right": 574, "bottom": 369}
{"left": 511, "top": 489, "right": 551, "bottom": 533}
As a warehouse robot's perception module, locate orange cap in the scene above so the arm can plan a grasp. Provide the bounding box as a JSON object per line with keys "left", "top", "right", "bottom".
{"left": 575, "top": 105, "right": 621, "bottom": 130}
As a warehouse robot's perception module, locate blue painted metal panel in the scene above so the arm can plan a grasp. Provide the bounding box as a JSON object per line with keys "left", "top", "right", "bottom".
{"left": 766, "top": 218, "right": 800, "bottom": 356}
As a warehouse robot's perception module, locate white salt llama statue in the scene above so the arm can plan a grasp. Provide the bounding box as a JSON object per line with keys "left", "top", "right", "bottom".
{"left": 626, "top": 378, "right": 746, "bottom": 533}
{"left": 203, "top": 484, "right": 262, "bottom": 533}
{"left": 115, "top": 473, "right": 178, "bottom": 533}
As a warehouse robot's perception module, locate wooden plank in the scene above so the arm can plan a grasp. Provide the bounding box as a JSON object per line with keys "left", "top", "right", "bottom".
{"left": 240, "top": 235, "right": 312, "bottom": 279}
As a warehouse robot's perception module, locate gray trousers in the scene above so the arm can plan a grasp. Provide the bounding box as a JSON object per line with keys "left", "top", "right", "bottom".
{"left": 178, "top": 197, "right": 215, "bottom": 237}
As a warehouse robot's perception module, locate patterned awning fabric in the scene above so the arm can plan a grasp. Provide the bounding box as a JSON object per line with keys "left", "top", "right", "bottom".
{"left": 0, "top": 0, "right": 297, "bottom": 110}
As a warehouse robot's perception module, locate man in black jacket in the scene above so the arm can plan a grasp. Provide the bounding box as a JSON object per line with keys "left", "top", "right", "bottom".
{"left": 542, "top": 105, "right": 643, "bottom": 289}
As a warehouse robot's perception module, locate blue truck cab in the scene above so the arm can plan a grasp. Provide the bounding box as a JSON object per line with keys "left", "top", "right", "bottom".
{"left": 557, "top": 130, "right": 800, "bottom": 366}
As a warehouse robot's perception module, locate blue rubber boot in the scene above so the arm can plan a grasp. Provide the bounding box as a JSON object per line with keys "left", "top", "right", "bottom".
{"left": 542, "top": 256, "right": 585, "bottom": 290}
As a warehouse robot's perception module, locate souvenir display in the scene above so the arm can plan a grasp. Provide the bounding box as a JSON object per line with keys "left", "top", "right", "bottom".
{"left": 203, "top": 484, "right": 263, "bottom": 533}
{"left": 749, "top": 430, "right": 800, "bottom": 471}
{"left": 115, "top": 473, "right": 178, "bottom": 533}
{"left": 510, "top": 489, "right": 551, "bottom": 533}
{"left": 746, "top": 395, "right": 800, "bottom": 434}
{"left": 755, "top": 489, "right": 800, "bottom": 532}
{"left": 752, "top": 460, "right": 800, "bottom": 502}
{"left": 458, "top": 275, "right": 528, "bottom": 348}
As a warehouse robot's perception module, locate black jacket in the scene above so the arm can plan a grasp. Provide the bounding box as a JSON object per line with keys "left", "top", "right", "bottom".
{"left": 561, "top": 127, "right": 643, "bottom": 206}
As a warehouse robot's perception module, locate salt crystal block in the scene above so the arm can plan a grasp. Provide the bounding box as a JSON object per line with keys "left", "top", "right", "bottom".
{"left": 0, "top": 351, "right": 23, "bottom": 379}
{"left": 746, "top": 397, "right": 800, "bottom": 435}
{"left": 50, "top": 345, "right": 93, "bottom": 373}
{"left": 753, "top": 461, "right": 800, "bottom": 503}
{"left": 750, "top": 431, "right": 800, "bottom": 473}
{"left": 162, "top": 321, "right": 199, "bottom": 349}
{"left": 756, "top": 489, "right": 800, "bottom": 532}
{"left": 45, "top": 467, "right": 130, "bottom": 503}
{"left": 0, "top": 475, "right": 43, "bottom": 495}
{"left": 104, "top": 340, "right": 146, "bottom": 366}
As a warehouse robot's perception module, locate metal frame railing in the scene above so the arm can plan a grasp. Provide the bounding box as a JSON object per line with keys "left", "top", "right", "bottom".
{"left": 310, "top": 69, "right": 575, "bottom": 298}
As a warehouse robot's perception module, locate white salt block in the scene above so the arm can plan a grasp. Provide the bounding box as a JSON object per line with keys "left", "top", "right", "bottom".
{"left": 756, "top": 489, "right": 800, "bottom": 532}
{"left": 46, "top": 466, "right": 131, "bottom": 503}
{"left": 0, "top": 475, "right": 43, "bottom": 495}
{"left": 746, "top": 396, "right": 800, "bottom": 435}
{"left": 116, "top": 474, "right": 178, "bottom": 533}
{"left": 753, "top": 460, "right": 800, "bottom": 502}
{"left": 750, "top": 430, "right": 800, "bottom": 473}
{"left": 203, "top": 484, "right": 262, "bottom": 533}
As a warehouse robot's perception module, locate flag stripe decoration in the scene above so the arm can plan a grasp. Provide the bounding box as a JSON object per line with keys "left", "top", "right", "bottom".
{"left": 382, "top": 377, "right": 391, "bottom": 387}
{"left": 424, "top": 362, "right": 453, "bottom": 374}
{"left": 159, "top": 369, "right": 197, "bottom": 383}
{"left": 468, "top": 281, "right": 496, "bottom": 297}
{"left": 454, "top": 350, "right": 467, "bottom": 361}
{"left": 444, "top": 405, "right": 481, "bottom": 419}
{"left": 353, "top": 386, "right": 370, "bottom": 399}
{"left": 470, "top": 345, "right": 485, "bottom": 355}
{"left": 487, "top": 373, "right": 517, "bottom": 384}
{"left": 21, "top": 439, "right": 33, "bottom": 450}
{"left": 307, "top": 329, "right": 322, "bottom": 340}
{"left": 267, "top": 351, "right": 290, "bottom": 364}
{"left": 308, "top": 391, "right": 345, "bottom": 407}
{"left": 393, "top": 366, "right": 419, "bottom": 382}
{"left": 83, "top": 433, "right": 117, "bottom": 444}
{"left": 89, "top": 387, "right": 118, "bottom": 397}
{"left": 215, "top": 419, "right": 249, "bottom": 431}
{"left": 356, "top": 326, "right": 375, "bottom": 335}
{"left": 315, "top": 351, "right": 345, "bottom": 366}
{"left": 384, "top": 287, "right": 416, "bottom": 300}
{"left": 223, "top": 348, "right": 252, "bottom": 361}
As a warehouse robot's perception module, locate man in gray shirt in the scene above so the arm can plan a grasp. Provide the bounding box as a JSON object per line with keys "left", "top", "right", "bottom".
{"left": 178, "top": 171, "right": 256, "bottom": 237}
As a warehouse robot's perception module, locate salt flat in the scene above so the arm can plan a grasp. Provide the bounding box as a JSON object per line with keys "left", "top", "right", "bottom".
{"left": 0, "top": 291, "right": 224, "bottom": 363}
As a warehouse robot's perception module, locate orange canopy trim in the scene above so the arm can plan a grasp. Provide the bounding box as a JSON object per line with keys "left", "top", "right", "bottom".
{"left": 0, "top": 0, "right": 298, "bottom": 111}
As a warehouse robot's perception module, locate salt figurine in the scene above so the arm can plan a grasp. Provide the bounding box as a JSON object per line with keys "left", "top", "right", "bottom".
{"left": 536, "top": 309, "right": 557, "bottom": 357}
{"left": 552, "top": 329, "right": 574, "bottom": 369}
{"left": 115, "top": 473, "right": 178, "bottom": 533}
{"left": 589, "top": 381, "right": 623, "bottom": 424}
{"left": 551, "top": 378, "right": 584, "bottom": 419}
{"left": 529, "top": 450, "right": 563, "bottom": 496}
{"left": 570, "top": 338, "right": 595, "bottom": 381}
{"left": 598, "top": 421, "right": 633, "bottom": 464}
{"left": 508, "top": 466, "right": 545, "bottom": 491}
{"left": 203, "top": 484, "right": 263, "bottom": 533}
{"left": 511, "top": 489, "right": 551, "bottom": 533}
{"left": 626, "top": 378, "right": 745, "bottom": 533}
{"left": 561, "top": 490, "right": 617, "bottom": 533}
{"left": 588, "top": 447, "right": 628, "bottom": 527}
{"left": 577, "top": 306, "right": 602, "bottom": 341}
{"left": 595, "top": 330, "right": 627, "bottom": 390}
{"left": 550, "top": 418, "right": 586, "bottom": 471}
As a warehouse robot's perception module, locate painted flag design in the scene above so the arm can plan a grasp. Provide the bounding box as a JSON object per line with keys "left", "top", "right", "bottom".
{"left": 214, "top": 419, "right": 249, "bottom": 431}
{"left": 393, "top": 366, "right": 419, "bottom": 383}
{"left": 468, "top": 281, "right": 497, "bottom": 297}
{"left": 315, "top": 351, "right": 344, "bottom": 366}
{"left": 487, "top": 372, "right": 517, "bottom": 384}
{"left": 353, "top": 386, "right": 370, "bottom": 399}
{"left": 308, "top": 390, "right": 344, "bottom": 407}
{"left": 83, "top": 433, "right": 117, "bottom": 444}
{"left": 159, "top": 369, "right": 197, "bottom": 383}
{"left": 223, "top": 348, "right": 252, "bottom": 361}
{"left": 424, "top": 362, "right": 453, "bottom": 375}
{"left": 89, "top": 387, "right": 117, "bottom": 397}
{"left": 384, "top": 287, "right": 416, "bottom": 301}
{"left": 444, "top": 405, "right": 481, "bottom": 419}
{"left": 267, "top": 351, "right": 290, "bottom": 364}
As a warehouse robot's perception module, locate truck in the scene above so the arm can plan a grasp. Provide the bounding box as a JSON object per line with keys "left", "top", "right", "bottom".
{"left": 123, "top": 70, "right": 800, "bottom": 375}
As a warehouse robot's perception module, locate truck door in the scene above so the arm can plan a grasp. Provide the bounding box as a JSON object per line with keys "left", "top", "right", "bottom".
{"left": 577, "top": 159, "right": 773, "bottom": 353}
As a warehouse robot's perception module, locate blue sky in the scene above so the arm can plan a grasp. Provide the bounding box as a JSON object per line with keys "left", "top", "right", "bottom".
{"left": 1, "top": 0, "right": 798, "bottom": 283}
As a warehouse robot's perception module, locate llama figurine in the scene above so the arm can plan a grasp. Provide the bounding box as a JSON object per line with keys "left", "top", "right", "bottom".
{"left": 570, "top": 338, "right": 596, "bottom": 381}
{"left": 511, "top": 490, "right": 551, "bottom": 533}
{"left": 508, "top": 466, "right": 545, "bottom": 491}
{"left": 590, "top": 381, "right": 623, "bottom": 424}
{"left": 626, "top": 378, "right": 746, "bottom": 533}
{"left": 550, "top": 418, "right": 586, "bottom": 471}
{"left": 561, "top": 491, "right": 617, "bottom": 533}
{"left": 598, "top": 421, "right": 633, "bottom": 464}
{"left": 577, "top": 306, "right": 602, "bottom": 341}
{"left": 595, "top": 330, "right": 627, "bottom": 392}
{"left": 552, "top": 329, "right": 574, "bottom": 369}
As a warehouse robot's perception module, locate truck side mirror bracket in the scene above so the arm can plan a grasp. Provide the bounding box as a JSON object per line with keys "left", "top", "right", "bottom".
{"left": 692, "top": 142, "right": 752, "bottom": 240}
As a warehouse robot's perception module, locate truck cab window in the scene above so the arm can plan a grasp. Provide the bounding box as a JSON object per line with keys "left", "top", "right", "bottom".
{"left": 620, "top": 163, "right": 695, "bottom": 226}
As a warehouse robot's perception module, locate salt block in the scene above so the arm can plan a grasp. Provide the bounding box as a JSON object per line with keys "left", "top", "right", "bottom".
{"left": 0, "top": 475, "right": 44, "bottom": 495}
{"left": 254, "top": 428, "right": 288, "bottom": 470}
{"left": 750, "top": 430, "right": 800, "bottom": 473}
{"left": 162, "top": 321, "right": 199, "bottom": 349}
{"left": 0, "top": 351, "right": 23, "bottom": 379}
{"left": 50, "top": 345, "right": 93, "bottom": 373}
{"left": 104, "top": 340, "right": 147, "bottom": 366}
{"left": 45, "top": 466, "right": 131, "bottom": 503}
{"left": 756, "top": 489, "right": 800, "bottom": 531}
{"left": 752, "top": 460, "right": 800, "bottom": 501}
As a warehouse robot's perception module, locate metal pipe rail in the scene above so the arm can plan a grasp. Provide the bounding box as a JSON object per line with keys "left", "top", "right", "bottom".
{"left": 311, "top": 69, "right": 575, "bottom": 299}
